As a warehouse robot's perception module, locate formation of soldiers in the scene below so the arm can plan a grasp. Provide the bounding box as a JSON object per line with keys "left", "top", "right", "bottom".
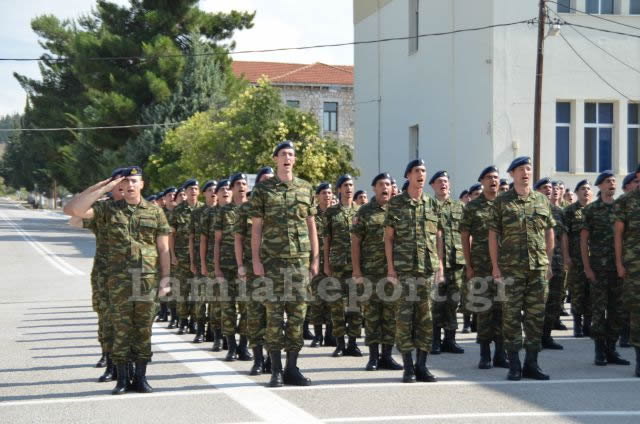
{"left": 64, "top": 141, "right": 640, "bottom": 395}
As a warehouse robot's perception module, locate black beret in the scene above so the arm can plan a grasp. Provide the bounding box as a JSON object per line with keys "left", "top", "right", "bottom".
{"left": 404, "top": 159, "right": 425, "bottom": 178}
{"left": 469, "top": 183, "right": 482, "bottom": 193}
{"left": 145, "top": 195, "right": 157, "bottom": 202}
{"left": 478, "top": 166, "right": 498, "bottom": 182}
{"left": 273, "top": 140, "right": 295, "bottom": 157}
{"left": 507, "top": 156, "right": 531, "bottom": 173}
{"left": 556, "top": 180, "right": 565, "bottom": 186}
{"left": 163, "top": 187, "right": 177, "bottom": 196}
{"left": 371, "top": 172, "right": 392, "bottom": 186}
{"left": 182, "top": 178, "right": 199, "bottom": 189}
{"left": 155, "top": 192, "right": 164, "bottom": 198}
{"left": 176, "top": 186, "right": 185, "bottom": 193}
{"left": 230, "top": 173, "right": 247, "bottom": 186}
{"left": 623, "top": 173, "right": 636, "bottom": 189}
{"left": 353, "top": 190, "right": 365, "bottom": 201}
{"left": 390, "top": 178, "right": 397, "bottom": 186}
{"left": 499, "top": 178, "right": 509, "bottom": 186}
{"left": 256, "top": 166, "right": 274, "bottom": 183}
{"left": 315, "top": 182, "right": 331, "bottom": 194}
{"left": 402, "top": 180, "right": 409, "bottom": 192}
{"left": 534, "top": 177, "right": 552, "bottom": 190}
{"left": 575, "top": 179, "right": 589, "bottom": 192}
{"left": 202, "top": 180, "right": 218, "bottom": 192}
{"left": 458, "top": 190, "right": 469, "bottom": 199}
{"left": 595, "top": 170, "right": 615, "bottom": 186}
{"left": 551, "top": 181, "right": 558, "bottom": 187}
{"left": 215, "top": 179, "right": 230, "bottom": 193}
{"left": 336, "top": 174, "right": 353, "bottom": 189}
{"left": 429, "top": 170, "right": 449, "bottom": 185}
{"left": 122, "top": 166, "right": 143, "bottom": 177}
{"left": 110, "top": 167, "right": 125, "bottom": 178}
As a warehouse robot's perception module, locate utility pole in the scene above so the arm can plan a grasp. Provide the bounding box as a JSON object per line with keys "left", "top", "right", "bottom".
{"left": 533, "top": 0, "right": 546, "bottom": 182}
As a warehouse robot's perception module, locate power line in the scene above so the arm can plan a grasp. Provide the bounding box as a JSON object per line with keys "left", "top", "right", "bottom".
{"left": 564, "top": 21, "right": 640, "bottom": 38}
{"left": 546, "top": 0, "right": 640, "bottom": 32}
{"left": 0, "top": 19, "right": 534, "bottom": 63}
{"left": 0, "top": 122, "right": 185, "bottom": 132}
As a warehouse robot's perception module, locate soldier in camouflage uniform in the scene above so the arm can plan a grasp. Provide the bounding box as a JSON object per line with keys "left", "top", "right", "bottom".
{"left": 234, "top": 167, "right": 274, "bottom": 375}
{"left": 161, "top": 187, "right": 178, "bottom": 327}
{"left": 250, "top": 141, "right": 319, "bottom": 387}
{"left": 614, "top": 164, "right": 640, "bottom": 377}
{"left": 189, "top": 180, "right": 217, "bottom": 343}
{"left": 489, "top": 157, "right": 554, "bottom": 381}
{"left": 581, "top": 171, "right": 630, "bottom": 366}
{"left": 565, "top": 180, "right": 594, "bottom": 337}
{"left": 460, "top": 166, "right": 508, "bottom": 370}
{"left": 352, "top": 172, "right": 402, "bottom": 371}
{"left": 325, "top": 174, "right": 363, "bottom": 358}
{"left": 169, "top": 180, "right": 202, "bottom": 335}
{"left": 429, "top": 170, "right": 465, "bottom": 355}
{"left": 215, "top": 173, "right": 252, "bottom": 362}
{"left": 64, "top": 166, "right": 171, "bottom": 395}
{"left": 384, "top": 159, "right": 443, "bottom": 383}
{"left": 618, "top": 172, "right": 639, "bottom": 348}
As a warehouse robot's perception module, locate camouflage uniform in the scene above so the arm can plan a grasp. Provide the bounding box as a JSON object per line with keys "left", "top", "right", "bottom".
{"left": 489, "top": 190, "right": 554, "bottom": 353}
{"left": 352, "top": 198, "right": 396, "bottom": 346}
{"left": 325, "top": 203, "right": 362, "bottom": 338}
{"left": 189, "top": 204, "right": 209, "bottom": 324}
{"left": 582, "top": 199, "right": 624, "bottom": 343}
{"left": 309, "top": 208, "right": 331, "bottom": 327}
{"left": 565, "top": 202, "right": 592, "bottom": 325}
{"left": 202, "top": 206, "right": 222, "bottom": 332}
{"left": 249, "top": 176, "right": 315, "bottom": 352}
{"left": 93, "top": 199, "right": 170, "bottom": 365}
{"left": 544, "top": 205, "right": 567, "bottom": 331}
{"left": 162, "top": 207, "right": 176, "bottom": 320}
{"left": 384, "top": 192, "right": 440, "bottom": 353}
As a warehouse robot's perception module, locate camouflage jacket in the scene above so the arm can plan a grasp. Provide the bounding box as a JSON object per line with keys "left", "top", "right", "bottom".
{"left": 249, "top": 176, "right": 316, "bottom": 260}
{"left": 384, "top": 191, "right": 440, "bottom": 274}
{"left": 315, "top": 208, "right": 328, "bottom": 270}
{"left": 169, "top": 201, "right": 202, "bottom": 259}
{"left": 93, "top": 199, "right": 170, "bottom": 276}
{"left": 325, "top": 202, "right": 359, "bottom": 269}
{"left": 434, "top": 197, "right": 465, "bottom": 268}
{"left": 202, "top": 205, "right": 219, "bottom": 264}
{"left": 459, "top": 194, "right": 495, "bottom": 269}
{"left": 214, "top": 202, "right": 242, "bottom": 269}
{"left": 233, "top": 200, "right": 253, "bottom": 266}
{"left": 351, "top": 198, "right": 387, "bottom": 275}
{"left": 550, "top": 204, "right": 566, "bottom": 271}
{"left": 582, "top": 198, "right": 616, "bottom": 271}
{"left": 189, "top": 203, "right": 209, "bottom": 270}
{"left": 563, "top": 201, "right": 587, "bottom": 263}
{"left": 489, "top": 189, "right": 554, "bottom": 271}
{"left": 613, "top": 190, "right": 640, "bottom": 267}
{"left": 83, "top": 201, "right": 112, "bottom": 273}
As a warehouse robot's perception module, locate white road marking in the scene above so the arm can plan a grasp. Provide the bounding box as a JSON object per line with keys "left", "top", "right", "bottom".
{"left": 0, "top": 210, "right": 84, "bottom": 276}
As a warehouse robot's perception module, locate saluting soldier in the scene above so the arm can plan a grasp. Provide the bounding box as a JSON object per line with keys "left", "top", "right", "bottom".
{"left": 64, "top": 166, "right": 171, "bottom": 395}
{"left": 250, "top": 141, "right": 319, "bottom": 387}
{"left": 581, "top": 171, "right": 630, "bottom": 366}
{"left": 489, "top": 157, "right": 554, "bottom": 381}
{"left": 351, "top": 172, "right": 402, "bottom": 371}
{"left": 384, "top": 159, "right": 444, "bottom": 383}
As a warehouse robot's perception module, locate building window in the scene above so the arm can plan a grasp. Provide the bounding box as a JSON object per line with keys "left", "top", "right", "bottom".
{"left": 586, "top": 0, "right": 614, "bottom": 14}
{"left": 323, "top": 102, "right": 338, "bottom": 132}
{"left": 286, "top": 100, "right": 300, "bottom": 108}
{"left": 631, "top": 0, "right": 640, "bottom": 14}
{"left": 557, "top": 0, "right": 572, "bottom": 13}
{"left": 556, "top": 102, "right": 571, "bottom": 172}
{"left": 409, "top": 0, "right": 419, "bottom": 55}
{"left": 629, "top": 103, "right": 640, "bottom": 172}
{"left": 584, "top": 102, "right": 613, "bottom": 173}
{"left": 409, "top": 125, "right": 419, "bottom": 160}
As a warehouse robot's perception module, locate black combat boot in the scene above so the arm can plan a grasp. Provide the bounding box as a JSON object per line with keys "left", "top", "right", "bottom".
{"left": 366, "top": 344, "right": 379, "bottom": 371}
{"left": 188, "top": 317, "right": 196, "bottom": 334}
{"left": 493, "top": 339, "right": 509, "bottom": 368}
{"left": 507, "top": 351, "right": 522, "bottom": 381}
{"left": 522, "top": 350, "right": 550, "bottom": 380}
{"left": 205, "top": 323, "right": 213, "bottom": 342}
{"left": 132, "top": 361, "right": 153, "bottom": 393}
{"left": 414, "top": 349, "right": 437, "bottom": 382}
{"left": 594, "top": 339, "right": 608, "bottom": 365}
{"left": 620, "top": 323, "right": 631, "bottom": 348}
{"left": 541, "top": 326, "right": 564, "bottom": 350}
{"left": 478, "top": 342, "right": 492, "bottom": 369}
{"left": 111, "top": 364, "right": 129, "bottom": 395}
{"left": 157, "top": 303, "right": 168, "bottom": 322}
{"left": 167, "top": 308, "right": 178, "bottom": 329}
{"left": 635, "top": 347, "right": 640, "bottom": 377}
{"left": 605, "top": 339, "right": 630, "bottom": 365}
{"left": 222, "top": 335, "right": 229, "bottom": 350}
{"left": 401, "top": 352, "right": 416, "bottom": 383}
{"left": 177, "top": 318, "right": 188, "bottom": 335}
{"left": 98, "top": 354, "right": 116, "bottom": 382}
{"left": 249, "top": 346, "right": 265, "bottom": 376}
{"left": 283, "top": 351, "right": 312, "bottom": 386}
{"left": 192, "top": 321, "right": 205, "bottom": 343}
{"left": 583, "top": 316, "right": 592, "bottom": 337}
{"left": 211, "top": 329, "right": 223, "bottom": 352}
{"left": 96, "top": 352, "right": 107, "bottom": 368}
{"left": 237, "top": 336, "right": 253, "bottom": 361}
{"left": 573, "top": 314, "right": 583, "bottom": 337}
{"left": 553, "top": 317, "right": 568, "bottom": 331}
{"left": 303, "top": 320, "right": 314, "bottom": 340}
{"left": 431, "top": 326, "right": 442, "bottom": 355}
{"left": 225, "top": 335, "right": 237, "bottom": 361}
{"left": 462, "top": 314, "right": 472, "bottom": 334}
{"left": 377, "top": 344, "right": 401, "bottom": 370}
{"left": 345, "top": 336, "right": 363, "bottom": 357}
{"left": 310, "top": 325, "right": 323, "bottom": 347}
{"left": 268, "top": 351, "right": 284, "bottom": 387}
{"left": 332, "top": 336, "right": 346, "bottom": 357}
{"left": 264, "top": 353, "right": 272, "bottom": 374}
{"left": 441, "top": 330, "right": 464, "bottom": 354}
{"left": 324, "top": 322, "right": 337, "bottom": 347}
{"left": 470, "top": 314, "right": 478, "bottom": 333}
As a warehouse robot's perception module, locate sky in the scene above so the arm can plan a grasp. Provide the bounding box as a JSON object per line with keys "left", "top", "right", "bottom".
{"left": 0, "top": 0, "right": 354, "bottom": 116}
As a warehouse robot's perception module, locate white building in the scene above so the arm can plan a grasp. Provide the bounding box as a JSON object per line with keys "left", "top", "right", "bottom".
{"left": 353, "top": 0, "right": 640, "bottom": 196}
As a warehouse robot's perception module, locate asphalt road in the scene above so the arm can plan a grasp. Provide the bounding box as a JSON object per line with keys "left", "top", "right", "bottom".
{"left": 1, "top": 198, "right": 639, "bottom": 424}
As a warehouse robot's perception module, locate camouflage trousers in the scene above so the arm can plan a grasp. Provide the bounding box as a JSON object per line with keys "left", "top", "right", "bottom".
{"left": 220, "top": 267, "right": 248, "bottom": 337}
{"left": 328, "top": 267, "right": 363, "bottom": 338}
{"left": 363, "top": 274, "right": 396, "bottom": 346}
{"left": 432, "top": 266, "right": 464, "bottom": 331}
{"left": 191, "top": 273, "right": 208, "bottom": 323}
{"left": 263, "top": 257, "right": 310, "bottom": 352}
{"left": 174, "top": 259, "right": 195, "bottom": 319}
{"left": 91, "top": 269, "right": 113, "bottom": 352}
{"left": 568, "top": 263, "right": 591, "bottom": 318}
{"left": 590, "top": 268, "right": 624, "bottom": 342}
{"left": 468, "top": 264, "right": 504, "bottom": 344}
{"left": 167, "top": 264, "right": 178, "bottom": 313}
{"left": 395, "top": 273, "right": 433, "bottom": 354}
{"left": 544, "top": 268, "right": 566, "bottom": 330}
{"left": 246, "top": 273, "right": 267, "bottom": 349}
{"left": 624, "top": 263, "right": 640, "bottom": 347}
{"left": 459, "top": 270, "right": 474, "bottom": 316}
{"left": 308, "top": 272, "right": 331, "bottom": 326}
{"left": 107, "top": 274, "right": 157, "bottom": 365}
{"left": 502, "top": 268, "right": 548, "bottom": 352}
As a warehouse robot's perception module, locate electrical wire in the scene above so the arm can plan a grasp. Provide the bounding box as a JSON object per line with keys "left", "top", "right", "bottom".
{"left": 0, "top": 122, "right": 185, "bottom": 132}
{"left": 546, "top": 0, "right": 640, "bottom": 31}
